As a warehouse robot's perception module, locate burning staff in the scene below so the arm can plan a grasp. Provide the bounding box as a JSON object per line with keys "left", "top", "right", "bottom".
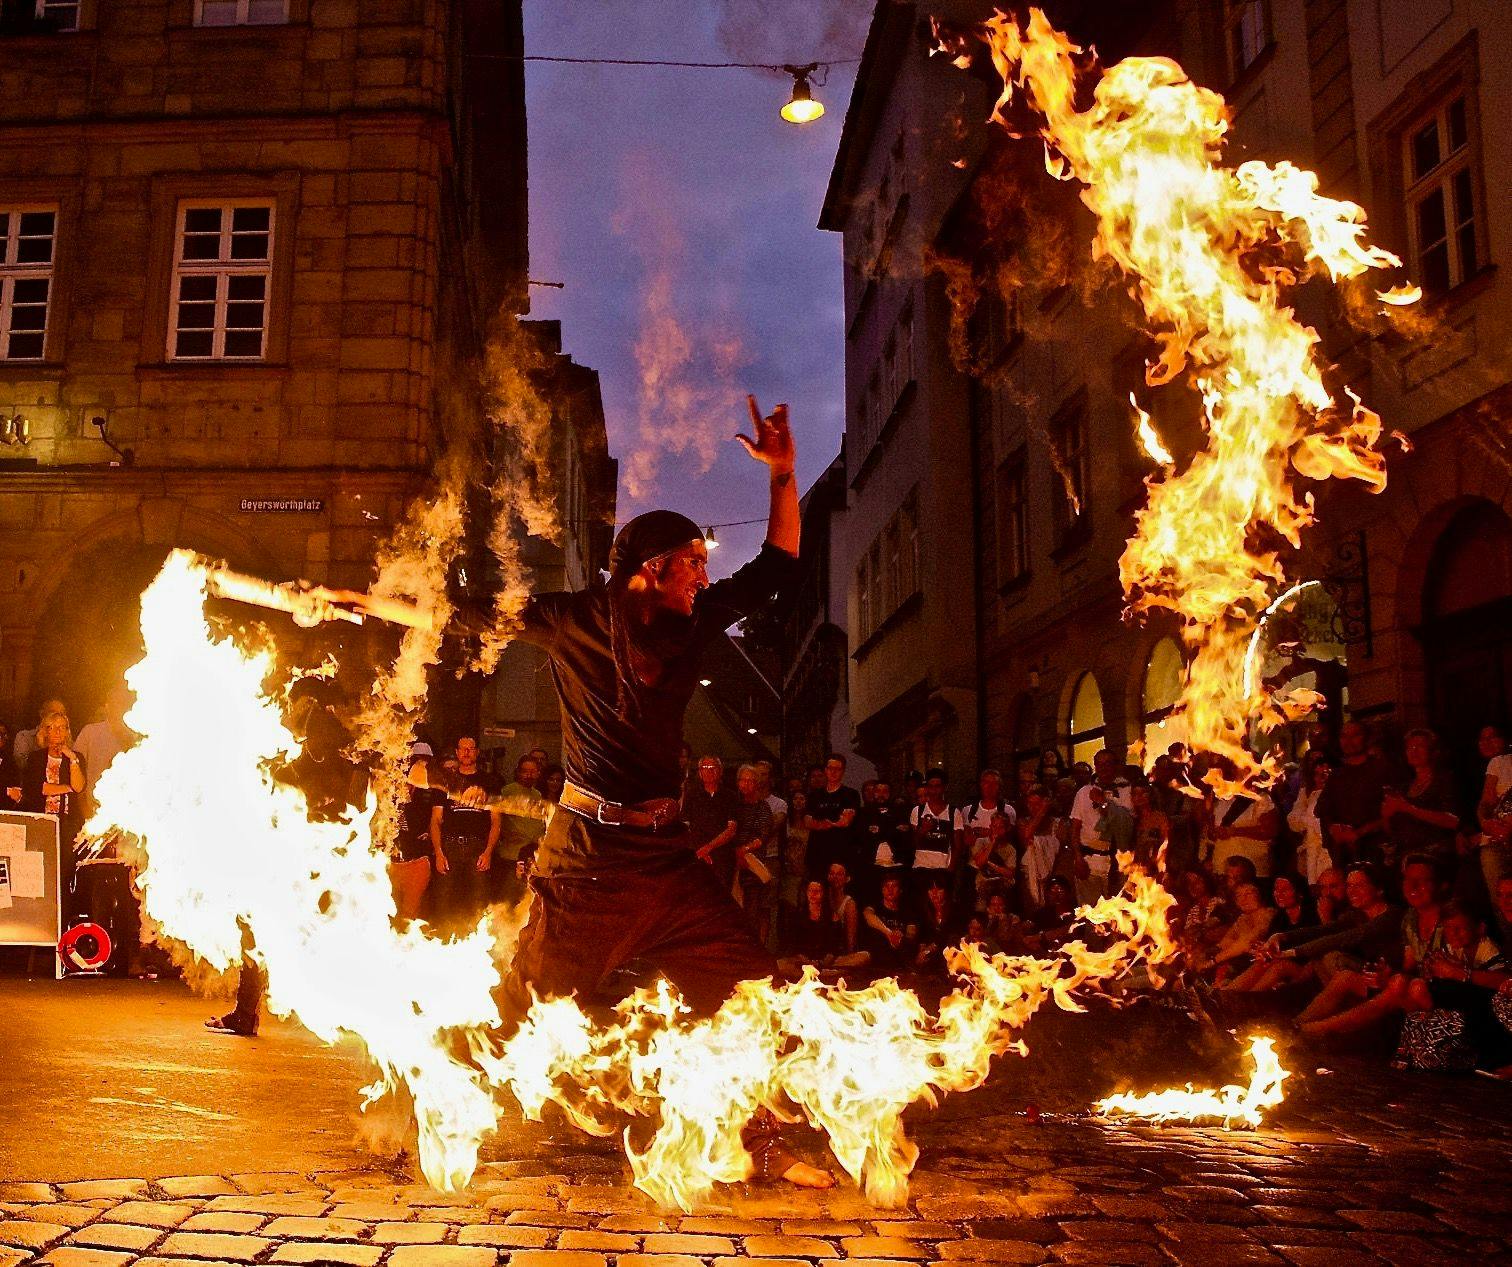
{"left": 201, "top": 559, "right": 435, "bottom": 631}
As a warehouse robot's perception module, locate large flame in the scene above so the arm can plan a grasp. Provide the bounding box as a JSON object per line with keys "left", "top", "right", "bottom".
{"left": 1096, "top": 1035, "right": 1288, "bottom": 1128}
{"left": 91, "top": 571, "right": 1208, "bottom": 1210}
{"left": 956, "top": 9, "right": 1415, "bottom": 783}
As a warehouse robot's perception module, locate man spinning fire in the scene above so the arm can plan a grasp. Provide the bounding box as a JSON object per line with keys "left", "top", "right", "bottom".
{"left": 480, "top": 396, "right": 830, "bottom": 1188}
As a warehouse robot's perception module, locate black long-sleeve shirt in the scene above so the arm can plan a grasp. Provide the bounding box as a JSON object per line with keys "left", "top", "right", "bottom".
{"left": 513, "top": 544, "right": 799, "bottom": 806}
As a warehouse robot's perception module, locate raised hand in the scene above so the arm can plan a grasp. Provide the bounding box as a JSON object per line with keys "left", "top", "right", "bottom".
{"left": 736, "top": 395, "right": 795, "bottom": 474}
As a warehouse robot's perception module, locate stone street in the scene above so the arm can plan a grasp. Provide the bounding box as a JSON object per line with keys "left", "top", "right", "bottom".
{"left": 3, "top": 979, "right": 1510, "bottom": 1267}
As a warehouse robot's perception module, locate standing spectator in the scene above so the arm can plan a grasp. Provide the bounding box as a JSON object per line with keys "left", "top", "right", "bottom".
{"left": 12, "top": 697, "right": 65, "bottom": 767}
{"left": 74, "top": 684, "right": 135, "bottom": 818}
{"left": 853, "top": 777, "right": 908, "bottom": 901}
{"left": 1382, "top": 728, "right": 1460, "bottom": 869}
{"left": 1207, "top": 767, "right": 1279, "bottom": 878}
{"left": 685, "top": 754, "right": 738, "bottom": 888}
{"left": 756, "top": 760, "right": 787, "bottom": 874}
{"left": 19, "top": 712, "right": 86, "bottom": 910}
{"left": 1017, "top": 783, "right": 1070, "bottom": 914}
{"left": 393, "top": 741, "right": 440, "bottom": 921}
{"left": 971, "top": 811, "right": 1019, "bottom": 913}
{"left": 780, "top": 790, "right": 811, "bottom": 922}
{"left": 1315, "top": 720, "right": 1389, "bottom": 865}
{"left": 1129, "top": 778, "right": 1169, "bottom": 876}
{"left": 1039, "top": 748, "right": 1066, "bottom": 784}
{"left": 1070, "top": 750, "right": 1133, "bottom": 900}
{"left": 897, "top": 769, "right": 925, "bottom": 814}
{"left": 495, "top": 754, "right": 548, "bottom": 905}
{"left": 428, "top": 736, "right": 502, "bottom": 934}
{"left": 955, "top": 768, "right": 1014, "bottom": 908}
{"left": 806, "top": 763, "right": 826, "bottom": 794}
{"left": 909, "top": 767, "right": 956, "bottom": 897}
{"left": 803, "top": 754, "right": 860, "bottom": 879}
{"left": 733, "top": 764, "right": 777, "bottom": 939}
{"left": 540, "top": 763, "right": 566, "bottom": 803}
{"left": 0, "top": 722, "right": 17, "bottom": 797}
{"left": 1288, "top": 750, "right": 1334, "bottom": 886}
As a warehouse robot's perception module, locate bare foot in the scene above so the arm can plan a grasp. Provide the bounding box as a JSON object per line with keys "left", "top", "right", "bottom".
{"left": 781, "top": 1161, "right": 835, "bottom": 1189}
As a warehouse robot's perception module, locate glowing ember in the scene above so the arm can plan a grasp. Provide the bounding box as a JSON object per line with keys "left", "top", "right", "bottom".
{"left": 1096, "top": 1036, "right": 1288, "bottom": 1128}
{"left": 947, "top": 9, "right": 1417, "bottom": 785}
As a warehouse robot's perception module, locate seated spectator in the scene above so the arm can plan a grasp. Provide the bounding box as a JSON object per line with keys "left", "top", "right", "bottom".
{"left": 1219, "top": 855, "right": 1259, "bottom": 916}
{"left": 1269, "top": 872, "right": 1317, "bottom": 936}
{"left": 1173, "top": 868, "right": 1225, "bottom": 952}
{"left": 1400, "top": 884, "right": 1512, "bottom": 1075}
{"left": 983, "top": 890, "right": 1031, "bottom": 955}
{"left": 1287, "top": 751, "right": 1334, "bottom": 886}
{"left": 1314, "top": 865, "right": 1348, "bottom": 925}
{"left": 1477, "top": 740, "right": 1512, "bottom": 941}
{"left": 778, "top": 880, "right": 840, "bottom": 976}
{"left": 914, "top": 875, "right": 962, "bottom": 977}
{"left": 1030, "top": 874, "right": 1080, "bottom": 949}
{"left": 825, "top": 861, "right": 861, "bottom": 958}
{"left": 862, "top": 873, "right": 918, "bottom": 977}
{"left": 962, "top": 914, "right": 1002, "bottom": 956}
{"left": 1295, "top": 855, "right": 1443, "bottom": 1038}
{"left": 1225, "top": 862, "right": 1399, "bottom": 995}
{"left": 1192, "top": 881, "right": 1275, "bottom": 975}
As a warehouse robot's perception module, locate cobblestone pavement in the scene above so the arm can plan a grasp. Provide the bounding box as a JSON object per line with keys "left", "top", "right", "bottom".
{"left": 6, "top": 1047, "right": 1511, "bottom": 1267}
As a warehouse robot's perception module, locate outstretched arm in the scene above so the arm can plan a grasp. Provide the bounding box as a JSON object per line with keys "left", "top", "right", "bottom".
{"left": 737, "top": 396, "right": 799, "bottom": 557}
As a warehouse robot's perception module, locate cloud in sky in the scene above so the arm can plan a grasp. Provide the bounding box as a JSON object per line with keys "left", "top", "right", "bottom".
{"left": 523, "top": 0, "right": 865, "bottom": 574}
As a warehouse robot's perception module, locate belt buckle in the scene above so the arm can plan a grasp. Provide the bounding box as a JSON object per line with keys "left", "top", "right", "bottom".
{"left": 595, "top": 798, "right": 625, "bottom": 826}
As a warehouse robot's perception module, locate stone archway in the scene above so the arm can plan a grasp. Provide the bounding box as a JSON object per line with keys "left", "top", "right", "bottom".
{"left": 1417, "top": 499, "right": 1512, "bottom": 799}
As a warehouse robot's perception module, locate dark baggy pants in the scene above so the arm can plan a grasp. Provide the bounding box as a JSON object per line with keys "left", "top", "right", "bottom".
{"left": 495, "top": 809, "right": 795, "bottom": 1177}
{"left": 497, "top": 816, "right": 777, "bottom": 1026}
{"left": 227, "top": 918, "right": 264, "bottom": 1030}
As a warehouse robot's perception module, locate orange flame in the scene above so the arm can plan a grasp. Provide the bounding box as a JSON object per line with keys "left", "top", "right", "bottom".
{"left": 964, "top": 9, "right": 1416, "bottom": 784}
{"left": 1096, "top": 1035, "right": 1288, "bottom": 1128}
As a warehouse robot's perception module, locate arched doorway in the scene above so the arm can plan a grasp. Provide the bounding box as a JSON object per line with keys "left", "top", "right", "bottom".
{"left": 1140, "top": 636, "right": 1188, "bottom": 766}
{"left": 1067, "top": 672, "right": 1105, "bottom": 766}
{"left": 1421, "top": 500, "right": 1512, "bottom": 800}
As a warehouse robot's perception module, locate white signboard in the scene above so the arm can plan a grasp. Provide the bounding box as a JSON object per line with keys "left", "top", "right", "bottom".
{"left": 0, "top": 812, "right": 61, "bottom": 954}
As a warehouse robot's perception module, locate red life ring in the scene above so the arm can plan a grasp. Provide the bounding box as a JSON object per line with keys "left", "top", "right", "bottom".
{"left": 59, "top": 921, "right": 112, "bottom": 972}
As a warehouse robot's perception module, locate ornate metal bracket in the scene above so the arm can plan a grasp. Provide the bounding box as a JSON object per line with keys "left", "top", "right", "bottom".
{"left": 1321, "top": 529, "right": 1372, "bottom": 657}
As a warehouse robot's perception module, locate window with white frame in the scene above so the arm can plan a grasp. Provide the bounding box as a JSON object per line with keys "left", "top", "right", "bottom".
{"left": 33, "top": 0, "right": 81, "bottom": 31}
{"left": 194, "top": 0, "right": 288, "bottom": 27}
{"left": 170, "top": 203, "right": 273, "bottom": 360}
{"left": 1404, "top": 93, "right": 1483, "bottom": 296}
{"left": 0, "top": 208, "right": 55, "bottom": 361}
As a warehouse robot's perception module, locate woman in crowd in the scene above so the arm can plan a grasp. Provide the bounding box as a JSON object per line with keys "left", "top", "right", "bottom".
{"left": 1477, "top": 733, "right": 1512, "bottom": 940}
{"left": 1173, "top": 868, "right": 1225, "bottom": 953}
{"left": 1129, "top": 778, "right": 1170, "bottom": 876}
{"left": 20, "top": 712, "right": 86, "bottom": 907}
{"left": 1405, "top": 880, "right": 1512, "bottom": 1074}
{"left": 915, "top": 875, "right": 961, "bottom": 977}
{"left": 825, "top": 861, "right": 860, "bottom": 957}
{"left": 1294, "top": 855, "right": 1443, "bottom": 1037}
{"left": 1192, "top": 880, "right": 1275, "bottom": 976}
{"left": 539, "top": 763, "right": 566, "bottom": 803}
{"left": 393, "top": 741, "right": 440, "bottom": 921}
{"left": 1039, "top": 747, "right": 1067, "bottom": 785}
{"left": 780, "top": 790, "right": 811, "bottom": 921}
{"left": 1381, "top": 728, "right": 1460, "bottom": 869}
{"left": 1226, "top": 862, "right": 1400, "bottom": 995}
{"left": 777, "top": 879, "right": 839, "bottom": 976}
{"left": 1269, "top": 872, "right": 1317, "bottom": 936}
{"left": 1287, "top": 750, "right": 1334, "bottom": 886}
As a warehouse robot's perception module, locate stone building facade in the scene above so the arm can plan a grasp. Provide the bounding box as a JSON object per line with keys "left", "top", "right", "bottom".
{"left": 825, "top": 0, "right": 1511, "bottom": 791}
{"left": 0, "top": 0, "right": 541, "bottom": 730}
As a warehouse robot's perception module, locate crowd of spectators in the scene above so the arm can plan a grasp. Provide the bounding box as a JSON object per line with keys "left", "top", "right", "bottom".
{"left": 721, "top": 719, "right": 1512, "bottom": 1079}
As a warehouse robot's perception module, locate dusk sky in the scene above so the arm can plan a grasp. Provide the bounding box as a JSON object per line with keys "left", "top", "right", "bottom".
{"left": 523, "top": 0, "right": 868, "bottom": 575}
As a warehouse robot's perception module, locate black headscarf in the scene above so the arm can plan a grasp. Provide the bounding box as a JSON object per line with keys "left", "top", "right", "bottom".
{"left": 607, "top": 511, "right": 703, "bottom": 722}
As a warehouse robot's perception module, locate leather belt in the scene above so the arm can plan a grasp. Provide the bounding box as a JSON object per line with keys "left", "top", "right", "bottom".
{"left": 560, "top": 781, "right": 681, "bottom": 831}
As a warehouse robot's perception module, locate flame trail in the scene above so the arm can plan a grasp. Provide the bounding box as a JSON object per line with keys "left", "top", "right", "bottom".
{"left": 92, "top": 565, "right": 1206, "bottom": 1210}
{"left": 1096, "top": 1035, "right": 1288, "bottom": 1128}
{"left": 946, "top": 9, "right": 1416, "bottom": 783}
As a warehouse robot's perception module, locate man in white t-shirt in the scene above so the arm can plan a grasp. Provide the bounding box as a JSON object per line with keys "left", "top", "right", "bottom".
{"left": 910, "top": 767, "right": 955, "bottom": 895}
{"left": 1070, "top": 749, "right": 1133, "bottom": 900}
{"left": 954, "top": 768, "right": 1015, "bottom": 907}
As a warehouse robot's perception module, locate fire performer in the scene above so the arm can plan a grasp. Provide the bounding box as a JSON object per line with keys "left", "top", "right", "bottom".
{"left": 482, "top": 396, "right": 831, "bottom": 1189}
